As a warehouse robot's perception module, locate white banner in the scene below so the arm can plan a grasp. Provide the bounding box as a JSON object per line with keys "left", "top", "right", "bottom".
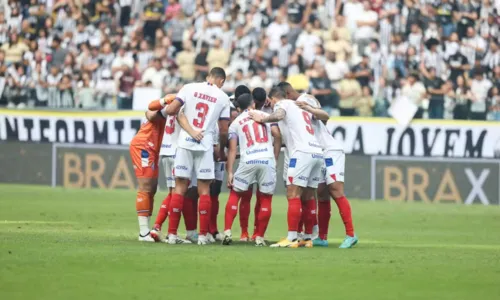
{"left": 1, "top": 110, "right": 499, "bottom": 158}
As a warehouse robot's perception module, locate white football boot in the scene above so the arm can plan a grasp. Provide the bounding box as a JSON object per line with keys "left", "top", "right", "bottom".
{"left": 167, "top": 234, "right": 192, "bottom": 244}
{"left": 255, "top": 236, "right": 267, "bottom": 247}
{"left": 197, "top": 234, "right": 210, "bottom": 245}
{"left": 222, "top": 230, "right": 232, "bottom": 245}
{"left": 138, "top": 232, "right": 156, "bottom": 242}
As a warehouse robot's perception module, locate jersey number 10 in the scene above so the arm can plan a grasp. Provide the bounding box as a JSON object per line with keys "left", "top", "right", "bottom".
{"left": 242, "top": 122, "right": 268, "bottom": 147}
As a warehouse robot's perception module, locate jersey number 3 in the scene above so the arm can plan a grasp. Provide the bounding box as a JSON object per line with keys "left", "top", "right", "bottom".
{"left": 165, "top": 116, "right": 176, "bottom": 134}
{"left": 193, "top": 102, "right": 209, "bottom": 128}
{"left": 242, "top": 122, "right": 268, "bottom": 147}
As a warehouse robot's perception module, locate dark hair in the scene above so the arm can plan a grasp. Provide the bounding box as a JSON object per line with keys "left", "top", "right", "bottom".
{"left": 209, "top": 67, "right": 226, "bottom": 81}
{"left": 277, "top": 81, "right": 292, "bottom": 94}
{"left": 235, "top": 85, "right": 251, "bottom": 99}
{"left": 236, "top": 93, "right": 253, "bottom": 110}
{"left": 252, "top": 87, "right": 267, "bottom": 103}
{"left": 269, "top": 86, "right": 286, "bottom": 99}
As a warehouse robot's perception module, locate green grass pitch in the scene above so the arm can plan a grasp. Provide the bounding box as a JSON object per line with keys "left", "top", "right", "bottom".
{"left": 1, "top": 184, "right": 500, "bottom": 300}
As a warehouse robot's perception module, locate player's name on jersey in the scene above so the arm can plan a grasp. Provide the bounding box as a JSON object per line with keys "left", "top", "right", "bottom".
{"left": 1, "top": 111, "right": 500, "bottom": 158}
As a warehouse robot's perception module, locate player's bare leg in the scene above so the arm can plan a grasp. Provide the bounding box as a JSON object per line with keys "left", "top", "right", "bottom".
{"left": 314, "top": 183, "right": 331, "bottom": 247}
{"left": 329, "top": 182, "right": 358, "bottom": 248}
{"left": 136, "top": 177, "right": 158, "bottom": 242}
{"left": 166, "top": 178, "right": 192, "bottom": 244}
{"left": 270, "top": 184, "right": 303, "bottom": 248}
{"left": 196, "top": 179, "right": 213, "bottom": 245}
{"left": 183, "top": 187, "right": 198, "bottom": 243}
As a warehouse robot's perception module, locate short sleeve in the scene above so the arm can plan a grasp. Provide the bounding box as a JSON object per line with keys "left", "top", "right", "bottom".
{"left": 219, "top": 98, "right": 230, "bottom": 120}
{"left": 228, "top": 121, "right": 238, "bottom": 140}
{"left": 274, "top": 101, "right": 287, "bottom": 112}
{"left": 175, "top": 85, "right": 188, "bottom": 105}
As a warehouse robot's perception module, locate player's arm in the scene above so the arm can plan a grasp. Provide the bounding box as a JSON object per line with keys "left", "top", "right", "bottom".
{"left": 226, "top": 136, "right": 238, "bottom": 189}
{"left": 165, "top": 86, "right": 188, "bottom": 115}
{"left": 177, "top": 109, "right": 204, "bottom": 141}
{"left": 148, "top": 94, "right": 176, "bottom": 111}
{"left": 218, "top": 119, "right": 229, "bottom": 161}
{"left": 271, "top": 124, "right": 281, "bottom": 161}
{"left": 249, "top": 108, "right": 286, "bottom": 123}
{"left": 295, "top": 101, "right": 329, "bottom": 121}
{"left": 145, "top": 110, "right": 163, "bottom": 122}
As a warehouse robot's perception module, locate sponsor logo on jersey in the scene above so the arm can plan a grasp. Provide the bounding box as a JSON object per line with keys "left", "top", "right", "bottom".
{"left": 297, "top": 175, "right": 308, "bottom": 181}
{"left": 309, "top": 142, "right": 322, "bottom": 148}
{"left": 200, "top": 168, "right": 212, "bottom": 173}
{"left": 311, "top": 154, "right": 324, "bottom": 159}
{"left": 261, "top": 181, "right": 275, "bottom": 187}
{"left": 312, "top": 177, "right": 320, "bottom": 181}
{"left": 246, "top": 159, "right": 269, "bottom": 165}
{"left": 176, "top": 165, "right": 188, "bottom": 170}
{"left": 185, "top": 137, "right": 201, "bottom": 143}
{"left": 234, "top": 177, "right": 249, "bottom": 184}
{"left": 246, "top": 148, "right": 268, "bottom": 155}
{"left": 339, "top": 172, "right": 344, "bottom": 176}
{"left": 167, "top": 176, "right": 174, "bottom": 181}
{"left": 161, "top": 144, "right": 173, "bottom": 148}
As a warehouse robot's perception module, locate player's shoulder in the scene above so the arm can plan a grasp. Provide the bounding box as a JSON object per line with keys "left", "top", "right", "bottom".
{"left": 298, "top": 93, "right": 320, "bottom": 107}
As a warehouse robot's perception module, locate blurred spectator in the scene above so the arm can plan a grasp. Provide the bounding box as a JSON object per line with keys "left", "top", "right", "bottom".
{"left": 470, "top": 68, "right": 493, "bottom": 120}
{"left": 489, "top": 86, "right": 500, "bottom": 120}
{"left": 338, "top": 71, "right": 362, "bottom": 116}
{"left": 401, "top": 73, "right": 426, "bottom": 119}
{"left": 355, "top": 86, "right": 375, "bottom": 116}
{"left": 142, "top": 58, "right": 168, "bottom": 89}
{"left": 448, "top": 75, "right": 472, "bottom": 120}
{"left": 422, "top": 67, "right": 448, "bottom": 119}
{"left": 0, "top": 0, "right": 497, "bottom": 122}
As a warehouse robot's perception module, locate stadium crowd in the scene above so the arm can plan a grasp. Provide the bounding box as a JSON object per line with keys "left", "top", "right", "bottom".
{"left": 0, "top": 0, "right": 499, "bottom": 120}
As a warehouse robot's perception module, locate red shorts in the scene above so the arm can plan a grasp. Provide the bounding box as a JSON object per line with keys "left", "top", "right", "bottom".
{"left": 130, "top": 146, "right": 159, "bottom": 178}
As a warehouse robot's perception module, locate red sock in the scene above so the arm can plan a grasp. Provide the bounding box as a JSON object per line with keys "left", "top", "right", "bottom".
{"left": 239, "top": 190, "right": 252, "bottom": 234}
{"left": 335, "top": 196, "right": 354, "bottom": 237}
{"left": 256, "top": 193, "right": 272, "bottom": 237}
{"left": 298, "top": 205, "right": 306, "bottom": 233}
{"left": 287, "top": 197, "right": 302, "bottom": 232}
{"left": 303, "top": 199, "right": 316, "bottom": 235}
{"left": 313, "top": 200, "right": 318, "bottom": 227}
{"left": 224, "top": 189, "right": 241, "bottom": 231}
{"left": 253, "top": 190, "right": 262, "bottom": 235}
{"left": 198, "top": 195, "right": 211, "bottom": 235}
{"left": 318, "top": 200, "right": 331, "bottom": 240}
{"left": 154, "top": 193, "right": 171, "bottom": 230}
{"left": 183, "top": 197, "right": 197, "bottom": 231}
{"left": 209, "top": 195, "right": 219, "bottom": 234}
{"left": 167, "top": 193, "right": 183, "bottom": 235}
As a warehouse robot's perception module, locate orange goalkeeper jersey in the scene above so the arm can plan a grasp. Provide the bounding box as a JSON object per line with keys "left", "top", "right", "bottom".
{"left": 130, "top": 115, "right": 166, "bottom": 155}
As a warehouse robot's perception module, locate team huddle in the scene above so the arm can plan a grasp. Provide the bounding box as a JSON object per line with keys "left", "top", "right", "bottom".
{"left": 129, "top": 67, "right": 358, "bottom": 248}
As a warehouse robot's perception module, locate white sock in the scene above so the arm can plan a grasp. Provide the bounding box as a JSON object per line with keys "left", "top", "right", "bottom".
{"left": 303, "top": 233, "right": 312, "bottom": 240}
{"left": 287, "top": 231, "right": 298, "bottom": 241}
{"left": 312, "top": 225, "right": 319, "bottom": 235}
{"left": 138, "top": 216, "right": 150, "bottom": 236}
{"left": 186, "top": 230, "right": 197, "bottom": 236}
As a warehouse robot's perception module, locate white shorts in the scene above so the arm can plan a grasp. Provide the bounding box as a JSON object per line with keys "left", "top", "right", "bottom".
{"left": 287, "top": 151, "right": 324, "bottom": 188}
{"left": 233, "top": 158, "right": 276, "bottom": 194}
{"left": 323, "top": 150, "right": 345, "bottom": 185}
{"left": 214, "top": 162, "right": 225, "bottom": 182}
{"left": 160, "top": 155, "right": 176, "bottom": 188}
{"left": 174, "top": 147, "right": 214, "bottom": 181}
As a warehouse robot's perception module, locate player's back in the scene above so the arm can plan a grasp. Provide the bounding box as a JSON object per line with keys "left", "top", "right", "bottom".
{"left": 159, "top": 114, "right": 180, "bottom": 156}
{"left": 275, "top": 99, "right": 322, "bottom": 156}
{"left": 177, "top": 82, "right": 230, "bottom": 151}
{"left": 131, "top": 116, "right": 166, "bottom": 154}
{"left": 230, "top": 110, "right": 274, "bottom": 162}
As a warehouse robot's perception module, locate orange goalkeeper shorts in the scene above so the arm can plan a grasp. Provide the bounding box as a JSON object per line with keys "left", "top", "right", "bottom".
{"left": 129, "top": 146, "right": 159, "bottom": 178}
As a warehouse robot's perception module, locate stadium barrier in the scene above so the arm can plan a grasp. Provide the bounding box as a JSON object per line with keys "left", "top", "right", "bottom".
{"left": 1, "top": 109, "right": 499, "bottom": 204}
